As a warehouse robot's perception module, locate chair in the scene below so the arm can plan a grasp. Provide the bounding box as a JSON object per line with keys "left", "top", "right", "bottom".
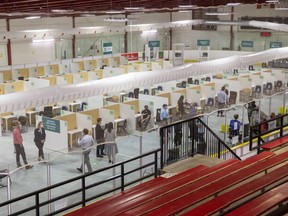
{"left": 252, "top": 85, "right": 262, "bottom": 98}
{"left": 117, "top": 119, "right": 129, "bottom": 135}
{"left": 42, "top": 106, "right": 53, "bottom": 118}
{"left": 229, "top": 91, "right": 237, "bottom": 106}
{"left": 143, "top": 89, "right": 149, "bottom": 95}
{"left": 61, "top": 106, "right": 68, "bottom": 111}
{"left": 187, "top": 77, "right": 193, "bottom": 84}
{"left": 134, "top": 88, "right": 140, "bottom": 99}
{"left": 265, "top": 82, "right": 273, "bottom": 95}
{"left": 18, "top": 116, "right": 28, "bottom": 133}
{"left": 153, "top": 108, "right": 162, "bottom": 125}
{"left": 205, "top": 77, "right": 211, "bottom": 82}
{"left": 248, "top": 65, "right": 254, "bottom": 70}
{"left": 204, "top": 98, "right": 214, "bottom": 112}
{"left": 262, "top": 62, "right": 267, "bottom": 67}
{"left": 181, "top": 81, "right": 187, "bottom": 88}
{"left": 128, "top": 92, "right": 134, "bottom": 98}
{"left": 194, "top": 79, "right": 199, "bottom": 85}
{"left": 0, "top": 169, "right": 11, "bottom": 188}
{"left": 275, "top": 80, "right": 283, "bottom": 92}
{"left": 157, "top": 86, "right": 163, "bottom": 91}
{"left": 18, "top": 76, "right": 24, "bottom": 80}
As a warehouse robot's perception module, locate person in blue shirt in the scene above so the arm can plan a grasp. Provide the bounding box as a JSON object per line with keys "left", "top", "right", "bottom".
{"left": 160, "top": 104, "right": 169, "bottom": 121}
{"left": 229, "top": 114, "right": 242, "bottom": 142}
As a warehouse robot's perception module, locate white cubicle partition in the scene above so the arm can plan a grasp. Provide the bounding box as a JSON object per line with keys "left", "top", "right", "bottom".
{"left": 76, "top": 113, "right": 93, "bottom": 131}
{"left": 70, "top": 63, "right": 80, "bottom": 73}
{"left": 86, "top": 95, "right": 103, "bottom": 109}
{"left": 151, "top": 62, "right": 162, "bottom": 70}
{"left": 99, "top": 108, "right": 115, "bottom": 125}
{"left": 250, "top": 74, "right": 264, "bottom": 86}
{"left": 139, "top": 94, "right": 168, "bottom": 116}
{"left": 36, "top": 115, "right": 69, "bottom": 153}
{"left": 72, "top": 73, "right": 86, "bottom": 84}
{"left": 24, "top": 77, "right": 50, "bottom": 90}
{"left": 261, "top": 72, "right": 276, "bottom": 84}
{"left": 108, "top": 57, "right": 119, "bottom": 67}
{"left": 170, "top": 92, "right": 184, "bottom": 106}
{"left": 88, "top": 71, "right": 98, "bottom": 81}
{"left": 201, "top": 85, "right": 216, "bottom": 99}
{"left": 56, "top": 76, "right": 67, "bottom": 85}
{"left": 59, "top": 64, "right": 70, "bottom": 74}
{"left": 139, "top": 100, "right": 155, "bottom": 117}
{"left": 102, "top": 67, "right": 125, "bottom": 78}
{"left": 119, "top": 103, "right": 136, "bottom": 132}
{"left": 239, "top": 76, "right": 252, "bottom": 89}
{"left": 186, "top": 88, "right": 201, "bottom": 104}
{"left": 271, "top": 69, "right": 286, "bottom": 80}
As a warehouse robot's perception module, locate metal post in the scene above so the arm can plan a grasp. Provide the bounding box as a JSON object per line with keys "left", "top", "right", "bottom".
{"left": 139, "top": 133, "right": 143, "bottom": 182}
{"left": 112, "top": 145, "right": 116, "bottom": 194}
{"left": 241, "top": 105, "right": 245, "bottom": 144}
{"left": 82, "top": 152, "right": 85, "bottom": 175}
{"left": 224, "top": 110, "right": 227, "bottom": 142}
{"left": 7, "top": 174, "right": 11, "bottom": 215}
{"left": 268, "top": 96, "right": 272, "bottom": 116}
{"left": 121, "top": 164, "right": 124, "bottom": 191}
{"left": 47, "top": 162, "right": 52, "bottom": 214}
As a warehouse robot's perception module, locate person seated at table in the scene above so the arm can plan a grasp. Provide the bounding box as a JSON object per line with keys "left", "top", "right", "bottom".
{"left": 138, "top": 105, "right": 151, "bottom": 130}
{"left": 187, "top": 102, "right": 197, "bottom": 119}
{"left": 160, "top": 104, "right": 169, "bottom": 121}
{"left": 229, "top": 114, "right": 242, "bottom": 143}
{"left": 177, "top": 95, "right": 185, "bottom": 116}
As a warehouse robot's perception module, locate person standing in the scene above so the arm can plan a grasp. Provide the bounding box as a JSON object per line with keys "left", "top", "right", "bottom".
{"left": 34, "top": 121, "right": 46, "bottom": 161}
{"left": 77, "top": 128, "right": 95, "bottom": 173}
{"left": 160, "top": 104, "right": 169, "bottom": 121}
{"left": 177, "top": 95, "right": 185, "bottom": 116}
{"left": 95, "top": 118, "right": 105, "bottom": 158}
{"left": 104, "top": 122, "right": 119, "bottom": 164}
{"left": 13, "top": 121, "right": 33, "bottom": 169}
{"left": 217, "top": 86, "right": 227, "bottom": 117}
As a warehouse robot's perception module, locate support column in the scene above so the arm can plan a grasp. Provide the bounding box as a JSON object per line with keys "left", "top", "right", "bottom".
{"left": 169, "top": 12, "right": 173, "bottom": 50}
{"left": 6, "top": 18, "right": 12, "bottom": 65}
{"left": 229, "top": 7, "right": 234, "bottom": 51}
{"left": 72, "top": 16, "right": 76, "bottom": 58}
{"left": 124, "top": 13, "right": 128, "bottom": 53}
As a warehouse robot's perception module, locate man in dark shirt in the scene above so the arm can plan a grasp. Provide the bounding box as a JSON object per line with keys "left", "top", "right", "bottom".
{"left": 95, "top": 118, "right": 105, "bottom": 158}
{"left": 139, "top": 105, "right": 151, "bottom": 130}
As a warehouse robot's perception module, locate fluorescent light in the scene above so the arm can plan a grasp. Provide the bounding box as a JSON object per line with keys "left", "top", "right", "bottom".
{"left": 23, "top": 29, "right": 49, "bottom": 33}
{"left": 178, "top": 10, "right": 191, "bottom": 13}
{"left": 226, "top": 3, "right": 241, "bottom": 6}
{"left": 51, "top": 9, "right": 74, "bottom": 13}
{"left": 275, "top": 7, "right": 288, "bottom": 10}
{"left": 103, "top": 17, "right": 128, "bottom": 22}
{"left": 105, "top": 10, "right": 124, "bottom": 14}
{"left": 265, "top": 0, "right": 278, "bottom": 2}
{"left": 25, "top": 16, "right": 41, "bottom": 19}
{"left": 81, "top": 14, "right": 96, "bottom": 17}
{"left": 205, "top": 12, "right": 231, "bottom": 16}
{"left": 33, "top": 38, "right": 55, "bottom": 43}
{"left": 178, "top": 5, "right": 196, "bottom": 8}
{"left": 124, "top": 7, "right": 145, "bottom": 10}
{"left": 142, "top": 30, "right": 157, "bottom": 34}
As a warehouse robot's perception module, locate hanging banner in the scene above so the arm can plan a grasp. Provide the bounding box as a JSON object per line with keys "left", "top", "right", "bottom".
{"left": 197, "top": 40, "right": 210, "bottom": 46}
{"left": 241, "top": 41, "right": 253, "bottom": 48}
{"left": 270, "top": 42, "right": 282, "bottom": 48}
{"left": 121, "top": 52, "right": 139, "bottom": 61}
{"left": 148, "top": 41, "right": 160, "bottom": 48}
{"left": 103, "top": 42, "right": 113, "bottom": 55}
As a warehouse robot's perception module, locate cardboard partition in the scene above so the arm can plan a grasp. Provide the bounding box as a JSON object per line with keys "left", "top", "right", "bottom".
{"left": 36, "top": 115, "right": 69, "bottom": 153}
{"left": 270, "top": 69, "right": 286, "bottom": 80}
{"left": 84, "top": 60, "right": 97, "bottom": 70}
{"left": 151, "top": 61, "right": 163, "bottom": 70}
{"left": 108, "top": 57, "right": 119, "bottom": 67}
{"left": 87, "top": 71, "right": 98, "bottom": 81}
{"left": 99, "top": 108, "right": 115, "bottom": 125}
{"left": 75, "top": 61, "right": 84, "bottom": 71}
{"left": 44, "top": 64, "right": 59, "bottom": 75}
{"left": 104, "top": 104, "right": 120, "bottom": 119}
{"left": 139, "top": 94, "right": 168, "bottom": 116}
{"left": 73, "top": 73, "right": 88, "bottom": 83}
{"left": 90, "top": 69, "right": 103, "bottom": 79}
{"left": 119, "top": 66, "right": 128, "bottom": 74}
{"left": 261, "top": 72, "right": 276, "bottom": 83}
{"left": 61, "top": 74, "right": 73, "bottom": 84}
{"left": 123, "top": 99, "right": 139, "bottom": 113}
{"left": 163, "top": 60, "right": 173, "bottom": 69}
{"left": 250, "top": 74, "right": 264, "bottom": 86}
{"left": 119, "top": 103, "right": 136, "bottom": 132}
{"left": 157, "top": 92, "right": 171, "bottom": 105}
{"left": 43, "top": 76, "right": 57, "bottom": 85}
{"left": 0, "top": 84, "right": 4, "bottom": 95}
{"left": 80, "top": 108, "right": 99, "bottom": 125}
{"left": 16, "top": 68, "right": 29, "bottom": 78}
{"left": 70, "top": 62, "right": 80, "bottom": 73}
{"left": 128, "top": 64, "right": 140, "bottom": 72}
{"left": 56, "top": 76, "right": 67, "bottom": 85}
{"left": 54, "top": 113, "right": 77, "bottom": 131}
{"left": 0, "top": 70, "right": 12, "bottom": 82}
{"left": 4, "top": 81, "right": 24, "bottom": 93}
{"left": 239, "top": 76, "right": 252, "bottom": 89}
{"left": 96, "top": 59, "right": 104, "bottom": 69}
{"left": 139, "top": 62, "right": 151, "bottom": 71}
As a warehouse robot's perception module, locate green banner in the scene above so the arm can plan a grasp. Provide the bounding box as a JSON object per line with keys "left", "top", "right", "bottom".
{"left": 103, "top": 42, "right": 113, "bottom": 55}
{"left": 270, "top": 42, "right": 282, "bottom": 48}
{"left": 197, "top": 40, "right": 210, "bottom": 46}
{"left": 43, "top": 117, "right": 60, "bottom": 133}
{"left": 241, "top": 41, "right": 253, "bottom": 48}
{"left": 148, "top": 41, "right": 160, "bottom": 48}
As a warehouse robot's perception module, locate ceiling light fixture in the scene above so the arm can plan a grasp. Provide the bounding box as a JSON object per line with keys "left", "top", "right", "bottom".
{"left": 275, "top": 7, "right": 288, "bottom": 10}
{"left": 142, "top": 29, "right": 157, "bottom": 34}
{"left": 81, "top": 14, "right": 96, "bottom": 17}
{"left": 105, "top": 10, "right": 124, "bottom": 14}
{"left": 25, "top": 16, "right": 41, "bottom": 19}
{"left": 103, "top": 17, "right": 128, "bottom": 22}
{"left": 226, "top": 3, "right": 241, "bottom": 6}
{"left": 265, "top": 0, "right": 279, "bottom": 2}
{"left": 178, "top": 5, "right": 196, "bottom": 8}
{"left": 124, "top": 7, "right": 145, "bottom": 10}
{"left": 51, "top": 9, "right": 74, "bottom": 13}
{"left": 205, "top": 12, "right": 231, "bottom": 16}
{"left": 32, "top": 38, "right": 55, "bottom": 43}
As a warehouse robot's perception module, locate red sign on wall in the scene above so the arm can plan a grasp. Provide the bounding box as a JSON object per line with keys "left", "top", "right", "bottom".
{"left": 121, "top": 52, "right": 139, "bottom": 61}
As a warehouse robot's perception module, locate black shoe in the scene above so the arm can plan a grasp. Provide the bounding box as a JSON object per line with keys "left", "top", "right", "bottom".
{"left": 109, "top": 160, "right": 112, "bottom": 163}
{"left": 97, "top": 155, "right": 103, "bottom": 158}
{"left": 77, "top": 168, "right": 82, "bottom": 173}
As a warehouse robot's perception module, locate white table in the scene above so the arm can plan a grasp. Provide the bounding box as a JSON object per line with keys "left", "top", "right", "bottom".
{"left": 69, "top": 102, "right": 81, "bottom": 112}
{"left": 26, "top": 111, "right": 39, "bottom": 126}
{"left": 2, "top": 115, "right": 17, "bottom": 132}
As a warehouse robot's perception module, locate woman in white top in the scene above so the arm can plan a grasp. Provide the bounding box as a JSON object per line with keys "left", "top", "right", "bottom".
{"left": 104, "top": 122, "right": 119, "bottom": 164}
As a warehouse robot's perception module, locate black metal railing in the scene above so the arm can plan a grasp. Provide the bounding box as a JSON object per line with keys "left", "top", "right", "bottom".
{"left": 0, "top": 149, "right": 160, "bottom": 216}
{"left": 160, "top": 115, "right": 241, "bottom": 166}
{"left": 249, "top": 113, "right": 288, "bottom": 153}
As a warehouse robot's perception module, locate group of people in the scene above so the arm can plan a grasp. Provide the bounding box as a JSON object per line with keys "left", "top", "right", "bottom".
{"left": 77, "top": 118, "right": 119, "bottom": 173}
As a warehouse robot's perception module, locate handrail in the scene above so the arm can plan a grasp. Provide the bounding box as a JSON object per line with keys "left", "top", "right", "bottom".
{"left": 0, "top": 148, "right": 161, "bottom": 216}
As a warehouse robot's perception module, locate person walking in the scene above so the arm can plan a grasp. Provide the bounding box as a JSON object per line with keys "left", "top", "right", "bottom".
{"left": 104, "top": 122, "right": 119, "bottom": 164}
{"left": 77, "top": 128, "right": 95, "bottom": 173}
{"left": 217, "top": 86, "right": 227, "bottom": 117}
{"left": 95, "top": 118, "right": 105, "bottom": 158}
{"left": 34, "top": 121, "right": 46, "bottom": 161}
{"left": 13, "top": 121, "right": 33, "bottom": 169}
